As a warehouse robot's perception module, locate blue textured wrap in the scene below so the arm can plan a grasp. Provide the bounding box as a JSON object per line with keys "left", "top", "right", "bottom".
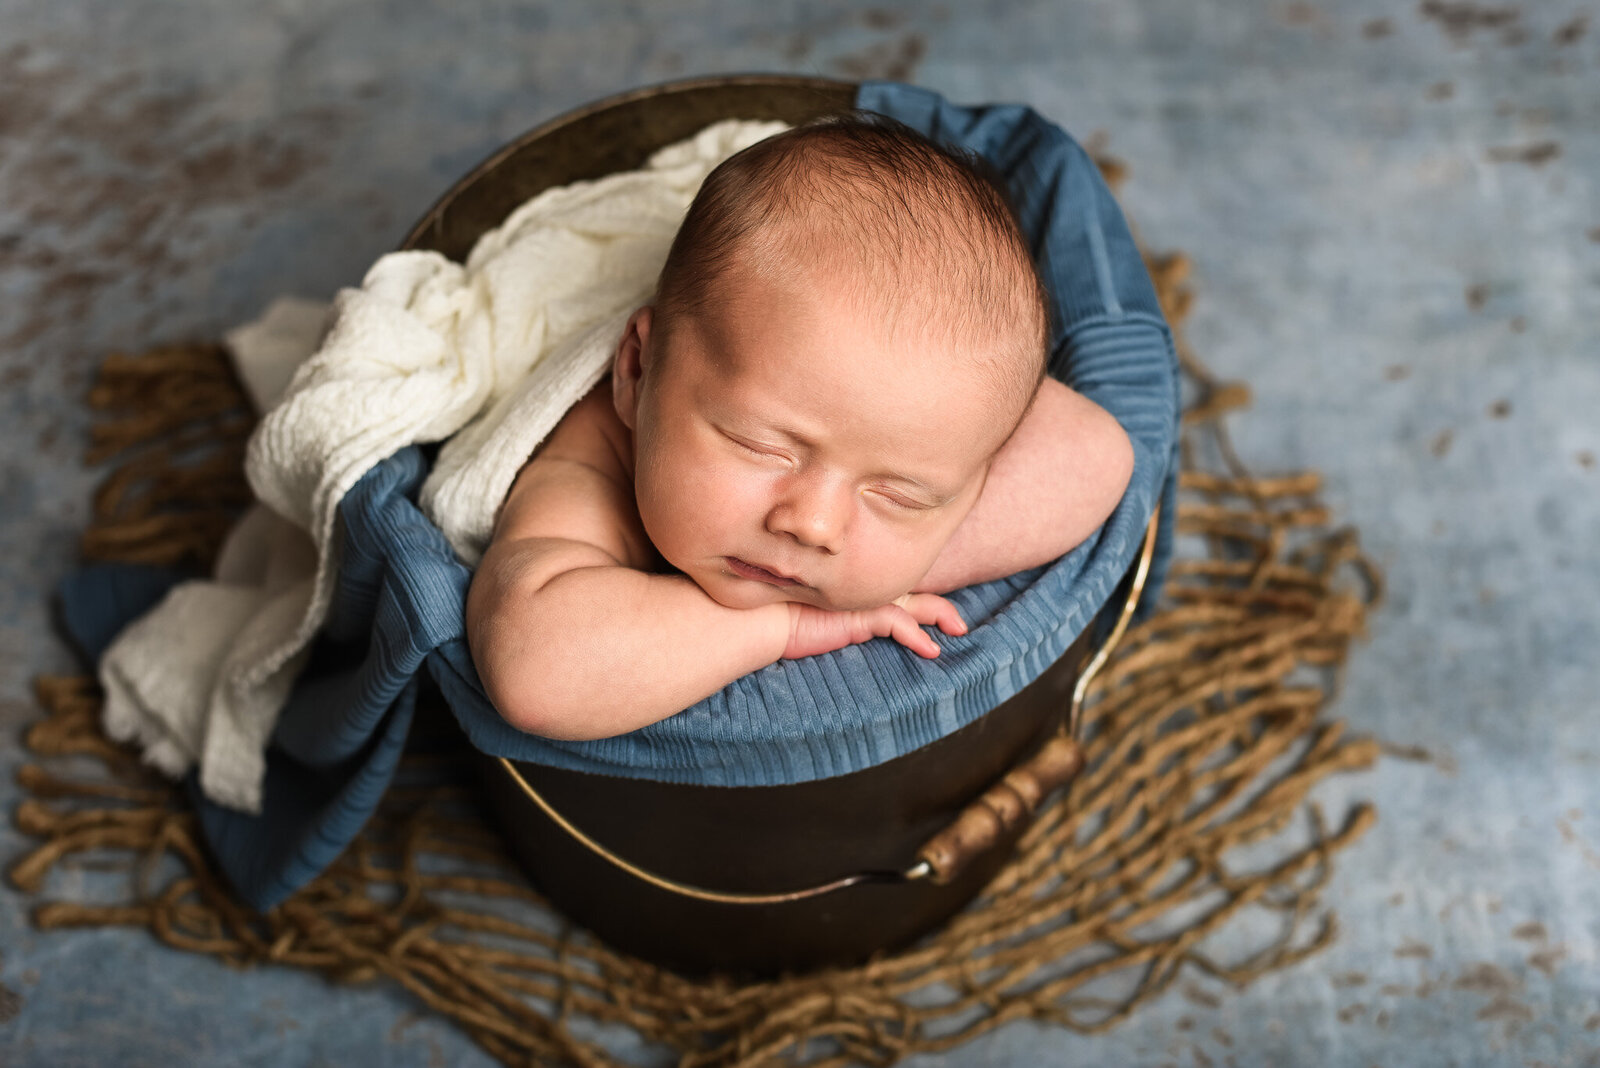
{"left": 57, "top": 82, "right": 1180, "bottom": 909}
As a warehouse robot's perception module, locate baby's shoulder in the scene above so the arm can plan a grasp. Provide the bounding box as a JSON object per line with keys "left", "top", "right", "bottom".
{"left": 538, "top": 378, "right": 634, "bottom": 483}
{"left": 494, "top": 377, "right": 657, "bottom": 571}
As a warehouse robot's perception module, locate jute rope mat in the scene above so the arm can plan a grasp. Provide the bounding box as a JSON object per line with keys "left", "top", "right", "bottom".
{"left": 11, "top": 189, "right": 1383, "bottom": 1066}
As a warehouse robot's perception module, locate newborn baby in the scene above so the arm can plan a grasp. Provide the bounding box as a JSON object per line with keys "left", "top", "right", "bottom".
{"left": 466, "top": 114, "right": 1134, "bottom": 741}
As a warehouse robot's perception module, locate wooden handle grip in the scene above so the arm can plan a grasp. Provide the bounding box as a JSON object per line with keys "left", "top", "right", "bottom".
{"left": 915, "top": 734, "right": 1084, "bottom": 885}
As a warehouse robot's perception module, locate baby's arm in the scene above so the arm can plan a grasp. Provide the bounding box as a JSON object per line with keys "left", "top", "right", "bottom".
{"left": 467, "top": 388, "right": 962, "bottom": 741}
{"left": 915, "top": 378, "right": 1134, "bottom": 593}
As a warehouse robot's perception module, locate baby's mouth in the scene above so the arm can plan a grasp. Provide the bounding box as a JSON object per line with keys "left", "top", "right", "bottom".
{"left": 725, "top": 557, "right": 802, "bottom": 587}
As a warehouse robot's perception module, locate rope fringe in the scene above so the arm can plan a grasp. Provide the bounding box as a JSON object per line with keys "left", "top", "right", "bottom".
{"left": 14, "top": 174, "right": 1382, "bottom": 1065}
{"left": 80, "top": 341, "right": 255, "bottom": 566}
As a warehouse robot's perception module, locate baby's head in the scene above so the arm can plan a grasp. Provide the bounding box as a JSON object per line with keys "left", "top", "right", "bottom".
{"left": 611, "top": 113, "right": 1049, "bottom": 612}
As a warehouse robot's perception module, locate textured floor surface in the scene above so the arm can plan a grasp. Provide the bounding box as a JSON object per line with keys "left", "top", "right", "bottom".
{"left": 2, "top": 1, "right": 1598, "bottom": 1065}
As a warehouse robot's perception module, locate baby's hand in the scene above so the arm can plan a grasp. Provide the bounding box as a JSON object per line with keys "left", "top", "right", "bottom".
{"left": 783, "top": 594, "right": 968, "bottom": 660}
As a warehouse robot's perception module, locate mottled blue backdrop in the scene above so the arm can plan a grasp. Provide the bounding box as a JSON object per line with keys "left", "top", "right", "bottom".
{"left": 2, "top": 2, "right": 1597, "bottom": 1065}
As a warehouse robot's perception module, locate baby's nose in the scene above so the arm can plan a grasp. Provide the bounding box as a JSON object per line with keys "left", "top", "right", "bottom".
{"left": 767, "top": 475, "right": 850, "bottom": 554}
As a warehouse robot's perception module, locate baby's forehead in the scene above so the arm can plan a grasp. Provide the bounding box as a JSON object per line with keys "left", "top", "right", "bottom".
{"left": 706, "top": 225, "right": 1006, "bottom": 338}
{"left": 697, "top": 261, "right": 1030, "bottom": 405}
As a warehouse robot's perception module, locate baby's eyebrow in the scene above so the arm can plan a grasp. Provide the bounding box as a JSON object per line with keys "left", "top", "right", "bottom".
{"left": 761, "top": 423, "right": 813, "bottom": 447}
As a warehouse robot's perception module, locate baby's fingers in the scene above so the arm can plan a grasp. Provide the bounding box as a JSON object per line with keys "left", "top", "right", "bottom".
{"left": 896, "top": 594, "right": 968, "bottom": 637}
{"left": 883, "top": 606, "right": 942, "bottom": 659}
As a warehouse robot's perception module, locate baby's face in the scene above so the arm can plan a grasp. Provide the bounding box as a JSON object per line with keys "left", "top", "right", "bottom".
{"left": 617, "top": 261, "right": 1021, "bottom": 613}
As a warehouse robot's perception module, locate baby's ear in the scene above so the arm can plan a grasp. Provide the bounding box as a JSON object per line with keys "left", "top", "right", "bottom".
{"left": 611, "top": 306, "right": 654, "bottom": 430}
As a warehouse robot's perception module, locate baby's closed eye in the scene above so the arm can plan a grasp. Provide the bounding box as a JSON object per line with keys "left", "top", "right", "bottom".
{"left": 721, "top": 430, "right": 791, "bottom": 461}
{"left": 866, "top": 486, "right": 933, "bottom": 511}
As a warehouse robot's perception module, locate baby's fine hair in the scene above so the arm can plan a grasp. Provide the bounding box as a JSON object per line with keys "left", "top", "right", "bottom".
{"left": 653, "top": 112, "right": 1050, "bottom": 421}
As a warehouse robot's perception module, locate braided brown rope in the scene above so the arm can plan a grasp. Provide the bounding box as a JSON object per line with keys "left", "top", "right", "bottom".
{"left": 11, "top": 176, "right": 1382, "bottom": 1066}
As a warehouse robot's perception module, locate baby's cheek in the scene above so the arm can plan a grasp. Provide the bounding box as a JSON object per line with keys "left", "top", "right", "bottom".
{"left": 683, "top": 462, "right": 761, "bottom": 533}
{"left": 640, "top": 450, "right": 750, "bottom": 558}
{"left": 632, "top": 467, "right": 698, "bottom": 568}
{"left": 833, "top": 530, "right": 941, "bottom": 608}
